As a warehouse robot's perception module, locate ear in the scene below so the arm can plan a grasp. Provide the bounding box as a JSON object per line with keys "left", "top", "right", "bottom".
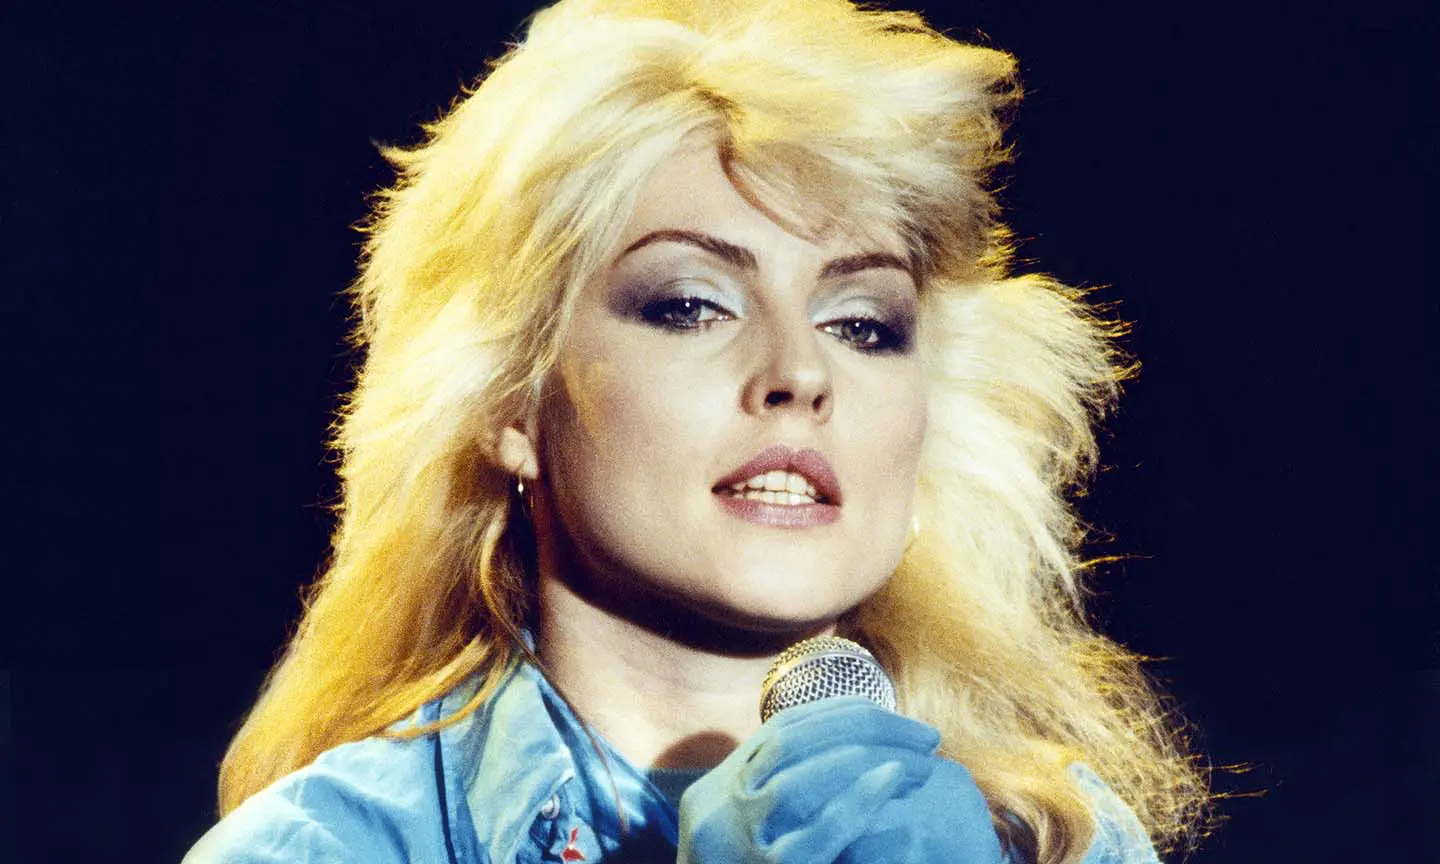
{"left": 495, "top": 424, "right": 539, "bottom": 481}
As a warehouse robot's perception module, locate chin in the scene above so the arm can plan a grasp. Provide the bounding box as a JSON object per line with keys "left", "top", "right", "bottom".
{"left": 683, "top": 574, "right": 880, "bottom": 635}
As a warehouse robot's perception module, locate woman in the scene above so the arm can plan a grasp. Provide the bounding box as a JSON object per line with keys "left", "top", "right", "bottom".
{"left": 188, "top": 1, "right": 1209, "bottom": 862}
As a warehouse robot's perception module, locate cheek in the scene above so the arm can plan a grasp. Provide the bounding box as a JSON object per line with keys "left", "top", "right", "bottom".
{"left": 859, "top": 365, "right": 928, "bottom": 467}
{"left": 904, "top": 384, "right": 928, "bottom": 466}
{"left": 546, "top": 348, "right": 727, "bottom": 496}
{"left": 545, "top": 357, "right": 633, "bottom": 496}
{"left": 860, "top": 370, "right": 927, "bottom": 546}
{"left": 558, "top": 358, "right": 624, "bottom": 447}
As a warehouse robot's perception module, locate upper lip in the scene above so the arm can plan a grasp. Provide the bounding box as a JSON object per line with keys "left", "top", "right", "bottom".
{"left": 713, "top": 445, "right": 842, "bottom": 504}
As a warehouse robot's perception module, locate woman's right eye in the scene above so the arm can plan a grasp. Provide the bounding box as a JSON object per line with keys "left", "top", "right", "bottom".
{"left": 639, "top": 297, "right": 732, "bottom": 331}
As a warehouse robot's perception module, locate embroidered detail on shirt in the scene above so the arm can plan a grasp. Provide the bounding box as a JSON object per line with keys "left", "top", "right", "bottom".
{"left": 561, "top": 826, "right": 587, "bottom": 862}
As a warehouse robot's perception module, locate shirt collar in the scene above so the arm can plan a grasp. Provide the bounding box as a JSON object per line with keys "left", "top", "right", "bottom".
{"left": 433, "top": 661, "right": 680, "bottom": 862}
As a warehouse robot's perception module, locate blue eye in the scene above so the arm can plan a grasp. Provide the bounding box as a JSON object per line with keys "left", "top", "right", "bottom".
{"left": 820, "top": 317, "right": 908, "bottom": 353}
{"left": 640, "top": 297, "right": 733, "bottom": 331}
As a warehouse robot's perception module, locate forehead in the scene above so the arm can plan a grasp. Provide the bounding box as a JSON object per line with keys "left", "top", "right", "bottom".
{"left": 616, "top": 138, "right": 908, "bottom": 263}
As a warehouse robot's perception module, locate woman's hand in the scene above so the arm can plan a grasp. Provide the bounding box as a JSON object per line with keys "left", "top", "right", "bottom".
{"left": 676, "top": 697, "right": 1004, "bottom": 863}
{"left": 836, "top": 756, "right": 1005, "bottom": 863}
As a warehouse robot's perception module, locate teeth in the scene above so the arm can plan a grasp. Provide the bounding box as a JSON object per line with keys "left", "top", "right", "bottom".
{"left": 731, "top": 489, "right": 816, "bottom": 505}
{"left": 727, "top": 470, "right": 821, "bottom": 504}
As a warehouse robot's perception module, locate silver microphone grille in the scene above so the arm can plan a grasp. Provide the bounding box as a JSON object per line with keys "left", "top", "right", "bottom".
{"left": 759, "top": 635, "right": 897, "bottom": 722}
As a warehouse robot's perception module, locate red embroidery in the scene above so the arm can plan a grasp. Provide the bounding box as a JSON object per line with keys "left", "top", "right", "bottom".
{"left": 561, "top": 826, "right": 587, "bottom": 862}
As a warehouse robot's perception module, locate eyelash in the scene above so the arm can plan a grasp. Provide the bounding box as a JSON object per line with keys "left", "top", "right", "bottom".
{"left": 640, "top": 295, "right": 910, "bottom": 354}
{"left": 819, "top": 317, "right": 909, "bottom": 353}
{"left": 639, "top": 297, "right": 733, "bottom": 330}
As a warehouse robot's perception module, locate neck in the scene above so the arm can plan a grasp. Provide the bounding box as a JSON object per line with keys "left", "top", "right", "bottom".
{"left": 527, "top": 491, "right": 835, "bottom": 769}
{"left": 538, "top": 571, "right": 826, "bottom": 769}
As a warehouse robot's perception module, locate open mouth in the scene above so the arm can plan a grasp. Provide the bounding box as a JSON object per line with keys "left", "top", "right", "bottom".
{"left": 715, "top": 469, "right": 829, "bottom": 506}
{"left": 711, "top": 446, "right": 842, "bottom": 522}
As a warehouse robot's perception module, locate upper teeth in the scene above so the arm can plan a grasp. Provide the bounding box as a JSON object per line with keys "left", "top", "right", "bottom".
{"left": 728, "top": 470, "right": 819, "bottom": 504}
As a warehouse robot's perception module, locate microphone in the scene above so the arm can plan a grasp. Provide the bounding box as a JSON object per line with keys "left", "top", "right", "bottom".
{"left": 758, "top": 635, "right": 897, "bottom": 722}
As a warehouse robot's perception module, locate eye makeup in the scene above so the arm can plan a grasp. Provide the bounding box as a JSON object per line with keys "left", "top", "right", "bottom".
{"left": 601, "top": 235, "right": 918, "bottom": 351}
{"left": 605, "top": 241, "right": 749, "bottom": 324}
{"left": 608, "top": 270, "right": 745, "bottom": 322}
{"left": 812, "top": 280, "right": 917, "bottom": 354}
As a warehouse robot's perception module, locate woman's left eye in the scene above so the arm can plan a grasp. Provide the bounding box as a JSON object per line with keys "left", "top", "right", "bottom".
{"left": 639, "top": 297, "right": 732, "bottom": 331}
{"left": 820, "top": 317, "right": 908, "bottom": 352}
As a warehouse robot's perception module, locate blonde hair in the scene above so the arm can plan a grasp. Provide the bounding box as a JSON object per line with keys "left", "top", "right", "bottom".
{"left": 219, "top": 1, "right": 1209, "bottom": 861}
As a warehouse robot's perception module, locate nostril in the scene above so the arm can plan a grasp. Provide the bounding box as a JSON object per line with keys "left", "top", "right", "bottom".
{"left": 765, "top": 390, "right": 793, "bottom": 407}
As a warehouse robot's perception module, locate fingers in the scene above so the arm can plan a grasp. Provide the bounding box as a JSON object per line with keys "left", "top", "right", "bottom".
{"left": 762, "top": 759, "right": 922, "bottom": 861}
{"left": 836, "top": 758, "right": 1005, "bottom": 863}
{"left": 836, "top": 820, "right": 926, "bottom": 863}
{"left": 746, "top": 742, "right": 939, "bottom": 826}
{"left": 761, "top": 743, "right": 940, "bottom": 792}
{"left": 678, "top": 698, "right": 980, "bottom": 864}
{"left": 743, "top": 697, "right": 941, "bottom": 787}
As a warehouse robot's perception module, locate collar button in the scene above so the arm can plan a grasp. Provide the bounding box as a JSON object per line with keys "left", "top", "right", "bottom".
{"left": 538, "top": 793, "right": 561, "bottom": 820}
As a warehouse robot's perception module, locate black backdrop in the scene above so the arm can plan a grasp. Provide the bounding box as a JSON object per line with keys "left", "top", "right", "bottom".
{"left": 6, "top": 1, "right": 1436, "bottom": 861}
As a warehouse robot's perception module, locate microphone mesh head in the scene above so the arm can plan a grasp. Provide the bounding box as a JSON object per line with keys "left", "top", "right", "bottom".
{"left": 759, "top": 635, "right": 897, "bottom": 722}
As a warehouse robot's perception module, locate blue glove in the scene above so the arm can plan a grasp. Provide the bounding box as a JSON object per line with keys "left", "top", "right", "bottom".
{"left": 837, "top": 755, "right": 1005, "bottom": 863}
{"left": 677, "top": 696, "right": 1004, "bottom": 863}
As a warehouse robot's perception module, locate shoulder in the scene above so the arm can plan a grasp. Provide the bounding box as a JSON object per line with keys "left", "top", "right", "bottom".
{"left": 184, "top": 734, "right": 456, "bottom": 864}
{"left": 1069, "top": 763, "right": 1162, "bottom": 864}
{"left": 182, "top": 665, "right": 568, "bottom": 864}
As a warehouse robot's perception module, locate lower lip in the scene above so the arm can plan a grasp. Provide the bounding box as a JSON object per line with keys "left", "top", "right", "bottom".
{"left": 714, "top": 494, "right": 842, "bottom": 528}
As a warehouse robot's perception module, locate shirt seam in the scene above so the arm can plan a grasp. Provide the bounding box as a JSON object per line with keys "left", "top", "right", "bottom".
{"left": 434, "top": 730, "right": 461, "bottom": 864}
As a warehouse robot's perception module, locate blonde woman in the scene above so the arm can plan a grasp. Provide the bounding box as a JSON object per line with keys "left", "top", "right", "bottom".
{"left": 187, "top": 1, "right": 1208, "bottom": 862}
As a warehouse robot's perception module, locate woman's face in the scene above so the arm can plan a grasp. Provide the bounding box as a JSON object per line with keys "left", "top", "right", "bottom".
{"left": 536, "top": 140, "right": 927, "bottom": 633}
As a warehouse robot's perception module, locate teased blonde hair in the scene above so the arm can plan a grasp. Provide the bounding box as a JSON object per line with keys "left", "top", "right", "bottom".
{"left": 219, "top": 1, "right": 1209, "bottom": 861}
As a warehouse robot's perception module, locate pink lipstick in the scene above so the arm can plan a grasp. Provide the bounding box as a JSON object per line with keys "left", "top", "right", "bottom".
{"left": 712, "top": 445, "right": 842, "bottom": 528}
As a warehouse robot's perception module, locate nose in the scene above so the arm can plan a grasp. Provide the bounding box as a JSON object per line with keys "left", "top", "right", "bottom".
{"left": 741, "top": 317, "right": 834, "bottom": 423}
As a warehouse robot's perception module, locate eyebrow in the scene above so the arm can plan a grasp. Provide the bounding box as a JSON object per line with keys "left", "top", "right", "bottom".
{"left": 818, "top": 251, "right": 912, "bottom": 280}
{"left": 620, "top": 229, "right": 913, "bottom": 281}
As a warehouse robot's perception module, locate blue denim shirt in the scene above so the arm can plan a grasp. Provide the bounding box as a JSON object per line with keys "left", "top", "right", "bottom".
{"left": 185, "top": 663, "right": 1159, "bottom": 863}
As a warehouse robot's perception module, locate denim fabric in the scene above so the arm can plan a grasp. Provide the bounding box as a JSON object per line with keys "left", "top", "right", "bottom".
{"left": 1073, "top": 763, "right": 1162, "bottom": 864}
{"left": 184, "top": 664, "right": 1160, "bottom": 863}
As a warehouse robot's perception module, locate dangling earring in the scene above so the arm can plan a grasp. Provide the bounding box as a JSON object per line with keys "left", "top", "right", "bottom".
{"left": 514, "top": 474, "right": 533, "bottom": 517}
{"left": 905, "top": 512, "right": 921, "bottom": 552}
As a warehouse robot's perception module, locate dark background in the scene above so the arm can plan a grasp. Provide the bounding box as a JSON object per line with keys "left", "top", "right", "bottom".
{"left": 6, "top": 0, "right": 1435, "bottom": 861}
